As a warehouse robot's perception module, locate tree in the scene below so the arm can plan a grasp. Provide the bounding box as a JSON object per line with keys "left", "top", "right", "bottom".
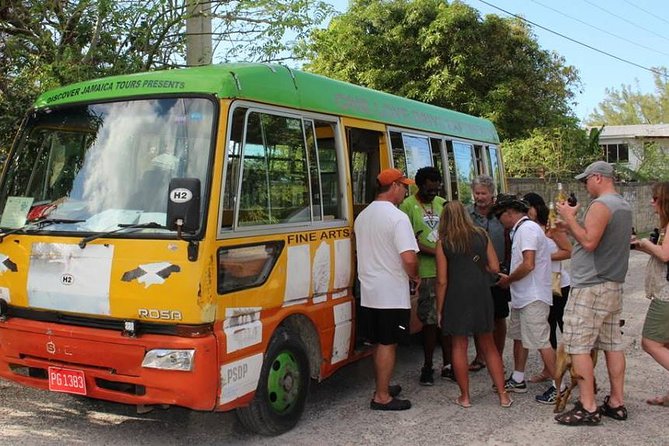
{"left": 501, "top": 124, "right": 600, "bottom": 180}
{"left": 0, "top": 0, "right": 334, "bottom": 152}
{"left": 587, "top": 67, "right": 669, "bottom": 125}
{"left": 300, "top": 0, "right": 581, "bottom": 141}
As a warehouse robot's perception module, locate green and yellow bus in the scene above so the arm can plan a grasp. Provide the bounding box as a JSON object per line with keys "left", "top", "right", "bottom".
{"left": 0, "top": 63, "right": 504, "bottom": 435}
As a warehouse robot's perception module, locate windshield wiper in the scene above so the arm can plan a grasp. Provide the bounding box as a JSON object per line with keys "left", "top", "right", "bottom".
{"left": 78, "top": 221, "right": 166, "bottom": 249}
{"left": 0, "top": 218, "right": 85, "bottom": 243}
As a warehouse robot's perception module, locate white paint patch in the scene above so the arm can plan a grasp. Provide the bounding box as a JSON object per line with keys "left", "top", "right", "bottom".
{"left": 224, "top": 307, "right": 262, "bottom": 353}
{"left": 27, "top": 243, "right": 113, "bottom": 315}
{"left": 0, "top": 254, "right": 9, "bottom": 273}
{"left": 284, "top": 245, "right": 310, "bottom": 303}
{"left": 312, "top": 294, "right": 327, "bottom": 304}
{"left": 332, "top": 290, "right": 348, "bottom": 300}
{"left": 0, "top": 286, "right": 10, "bottom": 303}
{"left": 333, "top": 301, "right": 352, "bottom": 324}
{"left": 282, "top": 298, "right": 308, "bottom": 307}
{"left": 137, "top": 262, "right": 174, "bottom": 287}
{"left": 331, "top": 302, "right": 352, "bottom": 364}
{"left": 334, "top": 239, "right": 351, "bottom": 289}
{"left": 312, "top": 241, "right": 331, "bottom": 295}
{"left": 219, "top": 353, "right": 263, "bottom": 405}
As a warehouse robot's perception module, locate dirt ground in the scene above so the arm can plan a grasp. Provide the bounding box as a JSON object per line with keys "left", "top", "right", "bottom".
{"left": 1, "top": 249, "right": 667, "bottom": 446}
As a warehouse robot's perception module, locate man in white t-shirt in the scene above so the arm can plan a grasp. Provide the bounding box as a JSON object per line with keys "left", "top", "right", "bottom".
{"left": 355, "top": 168, "right": 419, "bottom": 411}
{"left": 494, "top": 195, "right": 558, "bottom": 403}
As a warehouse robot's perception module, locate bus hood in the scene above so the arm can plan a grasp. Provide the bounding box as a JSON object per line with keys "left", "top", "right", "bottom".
{"left": 0, "top": 237, "right": 214, "bottom": 325}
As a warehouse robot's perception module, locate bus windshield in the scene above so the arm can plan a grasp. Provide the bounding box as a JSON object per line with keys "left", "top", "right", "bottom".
{"left": 0, "top": 97, "right": 215, "bottom": 233}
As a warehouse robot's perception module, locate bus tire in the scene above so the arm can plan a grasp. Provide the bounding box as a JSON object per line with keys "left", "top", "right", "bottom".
{"left": 236, "top": 327, "right": 310, "bottom": 435}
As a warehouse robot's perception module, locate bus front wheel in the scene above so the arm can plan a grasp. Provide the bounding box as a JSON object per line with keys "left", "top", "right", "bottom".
{"left": 236, "top": 327, "right": 310, "bottom": 435}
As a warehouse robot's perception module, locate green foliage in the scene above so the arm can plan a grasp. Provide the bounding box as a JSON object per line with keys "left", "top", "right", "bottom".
{"left": 0, "top": 0, "right": 334, "bottom": 152}
{"left": 501, "top": 124, "right": 600, "bottom": 180}
{"left": 587, "top": 67, "right": 669, "bottom": 125}
{"left": 300, "top": 0, "right": 581, "bottom": 141}
{"left": 621, "top": 142, "right": 669, "bottom": 181}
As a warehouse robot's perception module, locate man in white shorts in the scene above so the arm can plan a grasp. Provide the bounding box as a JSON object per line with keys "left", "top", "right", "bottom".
{"left": 494, "top": 195, "right": 558, "bottom": 403}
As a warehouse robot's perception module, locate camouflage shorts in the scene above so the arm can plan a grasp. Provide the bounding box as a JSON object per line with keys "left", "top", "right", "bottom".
{"left": 417, "top": 277, "right": 438, "bottom": 325}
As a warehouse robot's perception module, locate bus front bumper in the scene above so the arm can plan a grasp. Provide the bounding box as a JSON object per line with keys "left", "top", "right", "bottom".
{"left": 0, "top": 317, "right": 219, "bottom": 410}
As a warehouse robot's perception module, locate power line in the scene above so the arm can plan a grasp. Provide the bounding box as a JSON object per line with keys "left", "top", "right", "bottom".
{"left": 582, "top": 0, "right": 669, "bottom": 43}
{"left": 474, "top": 0, "right": 667, "bottom": 79}
{"left": 622, "top": 0, "right": 669, "bottom": 27}
{"left": 530, "top": 0, "right": 669, "bottom": 58}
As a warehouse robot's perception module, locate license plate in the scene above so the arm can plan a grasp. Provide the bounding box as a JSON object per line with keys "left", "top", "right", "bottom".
{"left": 48, "top": 367, "right": 87, "bottom": 395}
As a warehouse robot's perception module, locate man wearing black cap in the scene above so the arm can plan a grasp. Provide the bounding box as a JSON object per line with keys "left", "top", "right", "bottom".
{"left": 493, "top": 195, "right": 557, "bottom": 401}
{"left": 554, "top": 161, "right": 633, "bottom": 426}
{"left": 355, "top": 168, "right": 420, "bottom": 411}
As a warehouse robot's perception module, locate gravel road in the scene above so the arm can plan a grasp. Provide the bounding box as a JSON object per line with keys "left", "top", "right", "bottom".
{"left": 0, "top": 249, "right": 666, "bottom": 445}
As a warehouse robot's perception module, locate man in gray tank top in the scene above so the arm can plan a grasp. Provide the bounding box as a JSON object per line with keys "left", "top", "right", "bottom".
{"left": 554, "top": 161, "right": 633, "bottom": 426}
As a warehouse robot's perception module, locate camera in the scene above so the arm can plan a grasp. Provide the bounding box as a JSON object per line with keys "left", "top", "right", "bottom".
{"left": 499, "top": 263, "right": 509, "bottom": 275}
{"left": 650, "top": 228, "right": 660, "bottom": 245}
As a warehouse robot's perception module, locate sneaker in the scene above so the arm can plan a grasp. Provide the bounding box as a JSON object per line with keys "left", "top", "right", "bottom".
{"left": 441, "top": 365, "right": 456, "bottom": 382}
{"left": 503, "top": 376, "right": 527, "bottom": 393}
{"left": 419, "top": 366, "right": 434, "bottom": 386}
{"left": 536, "top": 385, "right": 561, "bottom": 404}
{"left": 370, "top": 397, "right": 412, "bottom": 411}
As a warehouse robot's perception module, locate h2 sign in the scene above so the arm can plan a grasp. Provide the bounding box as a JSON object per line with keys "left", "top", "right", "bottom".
{"left": 166, "top": 178, "right": 201, "bottom": 232}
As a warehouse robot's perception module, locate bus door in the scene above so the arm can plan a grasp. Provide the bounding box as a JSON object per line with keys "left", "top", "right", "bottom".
{"left": 342, "top": 121, "right": 386, "bottom": 347}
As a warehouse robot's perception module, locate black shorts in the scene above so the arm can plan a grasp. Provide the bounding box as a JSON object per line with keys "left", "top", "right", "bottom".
{"left": 491, "top": 286, "right": 510, "bottom": 319}
{"left": 359, "top": 307, "right": 410, "bottom": 346}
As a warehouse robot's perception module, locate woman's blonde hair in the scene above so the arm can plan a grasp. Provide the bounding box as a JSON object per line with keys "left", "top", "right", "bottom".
{"left": 438, "top": 200, "right": 487, "bottom": 253}
{"left": 652, "top": 182, "right": 669, "bottom": 228}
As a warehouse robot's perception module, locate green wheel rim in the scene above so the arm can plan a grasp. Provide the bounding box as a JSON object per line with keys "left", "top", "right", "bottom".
{"left": 267, "top": 350, "right": 301, "bottom": 414}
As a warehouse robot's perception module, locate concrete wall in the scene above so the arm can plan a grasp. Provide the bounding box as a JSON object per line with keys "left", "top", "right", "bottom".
{"left": 508, "top": 178, "right": 657, "bottom": 234}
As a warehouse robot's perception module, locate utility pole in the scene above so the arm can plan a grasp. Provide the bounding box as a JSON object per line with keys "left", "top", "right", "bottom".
{"left": 186, "top": 0, "right": 212, "bottom": 66}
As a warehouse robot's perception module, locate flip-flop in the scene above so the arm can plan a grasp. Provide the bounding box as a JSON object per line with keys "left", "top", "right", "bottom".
{"left": 500, "top": 397, "right": 514, "bottom": 408}
{"left": 468, "top": 360, "right": 486, "bottom": 372}
{"left": 646, "top": 396, "right": 669, "bottom": 407}
{"left": 454, "top": 397, "right": 472, "bottom": 408}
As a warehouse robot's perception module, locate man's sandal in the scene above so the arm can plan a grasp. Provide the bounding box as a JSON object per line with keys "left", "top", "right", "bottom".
{"left": 599, "top": 395, "right": 628, "bottom": 420}
{"left": 554, "top": 401, "right": 602, "bottom": 426}
{"left": 468, "top": 359, "right": 486, "bottom": 372}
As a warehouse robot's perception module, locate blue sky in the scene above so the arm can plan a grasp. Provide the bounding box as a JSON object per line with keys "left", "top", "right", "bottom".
{"left": 326, "top": 0, "right": 669, "bottom": 123}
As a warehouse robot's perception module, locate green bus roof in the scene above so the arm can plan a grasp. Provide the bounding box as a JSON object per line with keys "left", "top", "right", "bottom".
{"left": 35, "top": 63, "right": 499, "bottom": 144}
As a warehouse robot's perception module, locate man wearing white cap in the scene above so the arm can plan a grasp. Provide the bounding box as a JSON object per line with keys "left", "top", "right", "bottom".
{"left": 554, "top": 161, "right": 633, "bottom": 426}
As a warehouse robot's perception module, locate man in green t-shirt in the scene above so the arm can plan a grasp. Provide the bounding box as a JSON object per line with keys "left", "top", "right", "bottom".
{"left": 399, "top": 166, "right": 452, "bottom": 385}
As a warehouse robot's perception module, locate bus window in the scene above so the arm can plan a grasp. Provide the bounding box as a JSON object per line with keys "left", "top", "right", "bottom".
{"left": 390, "top": 131, "right": 405, "bottom": 173}
{"left": 304, "top": 120, "right": 323, "bottom": 222}
{"left": 474, "top": 145, "right": 485, "bottom": 177}
{"left": 224, "top": 110, "right": 309, "bottom": 226}
{"left": 389, "top": 130, "right": 432, "bottom": 180}
{"left": 348, "top": 128, "right": 381, "bottom": 216}
{"left": 487, "top": 145, "right": 503, "bottom": 194}
{"left": 307, "top": 120, "right": 341, "bottom": 220}
{"left": 445, "top": 140, "right": 458, "bottom": 201}
{"left": 430, "top": 138, "right": 447, "bottom": 198}
{"left": 401, "top": 133, "right": 431, "bottom": 179}
{"left": 452, "top": 141, "right": 475, "bottom": 205}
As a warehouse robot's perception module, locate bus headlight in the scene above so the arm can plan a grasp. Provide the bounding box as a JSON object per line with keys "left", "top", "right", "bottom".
{"left": 142, "top": 349, "right": 195, "bottom": 371}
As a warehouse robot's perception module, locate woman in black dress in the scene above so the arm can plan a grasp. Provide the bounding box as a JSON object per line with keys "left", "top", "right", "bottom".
{"left": 435, "top": 200, "right": 512, "bottom": 408}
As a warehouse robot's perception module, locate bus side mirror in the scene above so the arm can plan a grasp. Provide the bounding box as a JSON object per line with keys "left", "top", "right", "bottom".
{"left": 166, "top": 178, "right": 201, "bottom": 233}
